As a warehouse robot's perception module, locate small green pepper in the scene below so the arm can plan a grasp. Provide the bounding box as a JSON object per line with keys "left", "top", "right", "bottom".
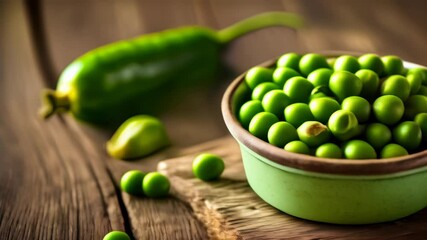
{"left": 106, "top": 115, "right": 170, "bottom": 160}
{"left": 39, "top": 12, "right": 302, "bottom": 128}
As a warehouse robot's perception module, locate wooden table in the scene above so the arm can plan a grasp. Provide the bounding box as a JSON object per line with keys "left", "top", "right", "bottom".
{"left": 1, "top": 0, "right": 426, "bottom": 239}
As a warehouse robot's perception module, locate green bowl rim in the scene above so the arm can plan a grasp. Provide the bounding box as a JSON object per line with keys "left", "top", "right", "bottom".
{"left": 221, "top": 53, "right": 427, "bottom": 175}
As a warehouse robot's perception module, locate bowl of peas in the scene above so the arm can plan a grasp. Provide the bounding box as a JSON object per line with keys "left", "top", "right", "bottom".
{"left": 221, "top": 52, "right": 427, "bottom": 224}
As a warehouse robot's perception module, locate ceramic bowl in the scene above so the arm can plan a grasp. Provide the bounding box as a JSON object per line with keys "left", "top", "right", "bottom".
{"left": 221, "top": 54, "right": 427, "bottom": 224}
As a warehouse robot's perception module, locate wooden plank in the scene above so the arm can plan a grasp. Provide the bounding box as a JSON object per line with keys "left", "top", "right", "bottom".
{"left": 159, "top": 136, "right": 427, "bottom": 240}
{"left": 0, "top": 1, "right": 125, "bottom": 239}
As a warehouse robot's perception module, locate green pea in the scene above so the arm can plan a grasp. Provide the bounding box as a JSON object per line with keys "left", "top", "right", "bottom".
{"left": 333, "top": 55, "right": 360, "bottom": 73}
{"left": 103, "top": 231, "right": 130, "bottom": 240}
{"left": 245, "top": 67, "right": 274, "bottom": 89}
{"left": 372, "top": 95, "right": 404, "bottom": 125}
{"left": 249, "top": 112, "right": 279, "bottom": 141}
{"left": 106, "top": 115, "right": 170, "bottom": 160}
{"left": 273, "top": 67, "right": 301, "bottom": 87}
{"left": 358, "top": 53, "right": 384, "bottom": 76}
{"left": 252, "top": 82, "right": 280, "bottom": 101}
{"left": 142, "top": 172, "right": 170, "bottom": 198}
{"left": 407, "top": 68, "right": 427, "bottom": 85}
{"left": 192, "top": 153, "right": 225, "bottom": 181}
{"left": 404, "top": 95, "right": 427, "bottom": 119}
{"left": 418, "top": 85, "right": 427, "bottom": 95}
{"left": 283, "top": 76, "right": 314, "bottom": 103}
{"left": 341, "top": 96, "right": 371, "bottom": 123}
{"left": 328, "top": 110, "right": 359, "bottom": 141}
{"left": 239, "top": 100, "right": 264, "bottom": 129}
{"left": 307, "top": 68, "right": 333, "bottom": 87}
{"left": 120, "top": 170, "right": 145, "bottom": 196}
{"left": 329, "top": 71, "right": 362, "bottom": 101}
{"left": 267, "top": 121, "right": 298, "bottom": 148}
{"left": 393, "top": 121, "right": 422, "bottom": 150}
{"left": 315, "top": 143, "right": 342, "bottom": 159}
{"left": 355, "top": 69, "right": 380, "bottom": 100}
{"left": 380, "top": 143, "right": 408, "bottom": 158}
{"left": 262, "top": 90, "right": 291, "bottom": 119}
{"left": 380, "top": 75, "right": 410, "bottom": 101}
{"left": 299, "top": 53, "right": 329, "bottom": 77}
{"left": 277, "top": 52, "right": 301, "bottom": 71}
{"left": 309, "top": 97, "right": 341, "bottom": 124}
{"left": 297, "top": 121, "right": 330, "bottom": 147}
{"left": 365, "top": 123, "right": 391, "bottom": 149}
{"left": 343, "top": 140, "right": 377, "bottom": 159}
{"left": 415, "top": 113, "right": 427, "bottom": 143}
{"left": 284, "top": 103, "right": 314, "bottom": 128}
{"left": 406, "top": 72, "right": 423, "bottom": 94}
{"left": 284, "top": 140, "right": 311, "bottom": 155}
{"left": 381, "top": 55, "right": 404, "bottom": 76}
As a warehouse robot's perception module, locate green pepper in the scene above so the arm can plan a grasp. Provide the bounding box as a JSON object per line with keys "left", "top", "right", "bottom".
{"left": 40, "top": 12, "right": 302, "bottom": 128}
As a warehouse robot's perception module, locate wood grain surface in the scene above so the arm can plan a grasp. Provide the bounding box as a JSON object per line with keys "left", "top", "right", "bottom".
{"left": 1, "top": 0, "right": 426, "bottom": 239}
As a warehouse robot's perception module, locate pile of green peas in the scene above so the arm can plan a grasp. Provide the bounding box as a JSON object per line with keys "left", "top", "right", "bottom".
{"left": 239, "top": 53, "right": 427, "bottom": 159}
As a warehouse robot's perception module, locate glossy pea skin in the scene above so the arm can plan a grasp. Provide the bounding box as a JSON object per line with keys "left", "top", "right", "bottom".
{"left": 284, "top": 140, "right": 311, "bottom": 155}
{"left": 380, "top": 143, "right": 408, "bottom": 158}
{"left": 277, "top": 52, "right": 301, "bottom": 71}
{"left": 120, "top": 170, "right": 145, "bottom": 196}
{"left": 262, "top": 90, "right": 292, "bottom": 119}
{"left": 333, "top": 55, "right": 360, "bottom": 73}
{"left": 407, "top": 68, "right": 427, "bottom": 85}
{"left": 415, "top": 113, "right": 427, "bottom": 143}
{"left": 315, "top": 143, "right": 342, "bottom": 159}
{"left": 382, "top": 55, "right": 404, "bottom": 76}
{"left": 365, "top": 123, "right": 391, "bottom": 149}
{"left": 329, "top": 71, "right": 362, "bottom": 101}
{"left": 103, "top": 231, "right": 131, "bottom": 240}
{"left": 106, "top": 115, "right": 170, "bottom": 160}
{"left": 142, "top": 172, "right": 170, "bottom": 198}
{"left": 245, "top": 67, "right": 274, "bottom": 89}
{"left": 372, "top": 95, "right": 404, "bottom": 125}
{"left": 299, "top": 53, "right": 330, "bottom": 77}
{"left": 273, "top": 67, "right": 301, "bottom": 87}
{"left": 309, "top": 97, "right": 341, "bottom": 124}
{"left": 355, "top": 69, "right": 380, "bottom": 100}
{"left": 328, "top": 110, "right": 359, "bottom": 141}
{"left": 251, "top": 82, "right": 280, "bottom": 101}
{"left": 192, "top": 153, "right": 225, "bottom": 181}
{"left": 249, "top": 112, "right": 279, "bottom": 141}
{"left": 284, "top": 103, "right": 314, "bottom": 128}
{"left": 307, "top": 68, "right": 333, "bottom": 87}
{"left": 341, "top": 96, "right": 371, "bottom": 123}
{"left": 358, "top": 53, "right": 384, "bottom": 76}
{"left": 380, "top": 75, "right": 410, "bottom": 101}
{"left": 268, "top": 121, "right": 298, "bottom": 148}
{"left": 406, "top": 71, "right": 423, "bottom": 94}
{"left": 239, "top": 100, "right": 264, "bottom": 129}
{"left": 393, "top": 121, "right": 422, "bottom": 150}
{"left": 283, "top": 77, "right": 314, "bottom": 103}
{"left": 297, "top": 121, "right": 331, "bottom": 147}
{"left": 404, "top": 95, "right": 427, "bottom": 119}
{"left": 343, "top": 140, "right": 377, "bottom": 159}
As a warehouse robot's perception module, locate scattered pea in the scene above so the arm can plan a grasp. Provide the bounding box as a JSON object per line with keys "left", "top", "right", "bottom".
{"left": 365, "top": 123, "right": 391, "bottom": 149}
{"left": 380, "top": 75, "right": 410, "bottom": 101}
{"left": 267, "top": 121, "right": 298, "bottom": 148}
{"left": 142, "top": 172, "right": 170, "bottom": 198}
{"left": 299, "top": 53, "right": 329, "bottom": 76}
{"left": 283, "top": 76, "right": 314, "bottom": 103}
{"left": 245, "top": 67, "right": 274, "bottom": 89}
{"left": 341, "top": 96, "right": 371, "bottom": 123}
{"left": 373, "top": 95, "right": 404, "bottom": 125}
{"left": 380, "top": 143, "right": 409, "bottom": 158}
{"left": 120, "top": 170, "right": 145, "bottom": 196}
{"left": 192, "top": 153, "right": 225, "bottom": 181}
{"left": 239, "top": 100, "right": 264, "bottom": 129}
{"left": 358, "top": 53, "right": 384, "bottom": 76}
{"left": 309, "top": 97, "right": 341, "bottom": 124}
{"left": 297, "top": 121, "right": 330, "bottom": 147}
{"left": 307, "top": 68, "right": 333, "bottom": 87}
{"left": 262, "top": 90, "right": 292, "bottom": 119}
{"left": 315, "top": 143, "right": 342, "bottom": 159}
{"left": 284, "top": 103, "right": 314, "bottom": 128}
{"left": 277, "top": 52, "right": 301, "bottom": 71}
{"left": 251, "top": 82, "right": 280, "bottom": 101}
{"left": 103, "top": 231, "right": 130, "bottom": 240}
{"left": 249, "top": 112, "right": 279, "bottom": 141}
{"left": 393, "top": 121, "right": 422, "bottom": 150}
{"left": 343, "top": 140, "right": 377, "bottom": 159}
{"left": 329, "top": 71, "right": 362, "bottom": 101}
{"left": 355, "top": 69, "right": 380, "bottom": 100}
{"left": 334, "top": 55, "right": 360, "bottom": 73}
{"left": 284, "top": 140, "right": 311, "bottom": 155}
{"left": 382, "top": 55, "right": 404, "bottom": 76}
{"left": 273, "top": 67, "right": 300, "bottom": 87}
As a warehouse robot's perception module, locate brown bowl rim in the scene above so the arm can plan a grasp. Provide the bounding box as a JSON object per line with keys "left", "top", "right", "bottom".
{"left": 221, "top": 54, "right": 427, "bottom": 175}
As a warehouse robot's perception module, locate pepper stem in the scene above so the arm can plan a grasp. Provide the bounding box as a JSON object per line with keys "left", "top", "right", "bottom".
{"left": 39, "top": 89, "right": 71, "bottom": 119}
{"left": 217, "top": 12, "right": 303, "bottom": 45}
